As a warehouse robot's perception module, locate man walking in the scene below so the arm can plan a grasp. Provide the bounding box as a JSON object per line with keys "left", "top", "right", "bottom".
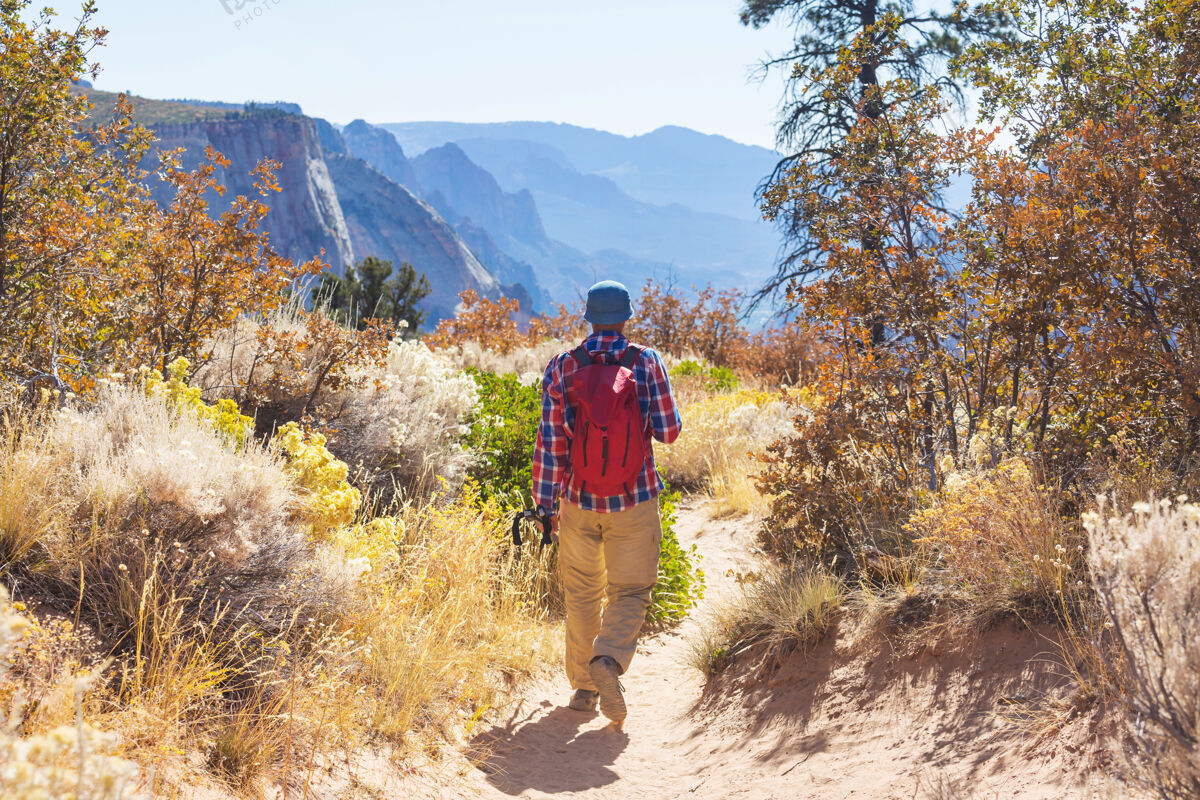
{"left": 532, "top": 280, "right": 682, "bottom": 728}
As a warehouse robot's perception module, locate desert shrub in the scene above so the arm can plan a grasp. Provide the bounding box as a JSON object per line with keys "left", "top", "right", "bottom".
{"left": 0, "top": 373, "right": 558, "bottom": 787}
{"left": 648, "top": 489, "right": 705, "bottom": 624}
{"left": 208, "top": 306, "right": 393, "bottom": 426}
{"left": 758, "top": 384, "right": 926, "bottom": 563}
{"left": 141, "top": 356, "right": 254, "bottom": 447}
{"left": 626, "top": 282, "right": 746, "bottom": 365}
{"left": 198, "top": 309, "right": 477, "bottom": 496}
{"left": 0, "top": 385, "right": 350, "bottom": 686}
{"left": 0, "top": 587, "right": 141, "bottom": 799}
{"left": 462, "top": 369, "right": 541, "bottom": 507}
{"left": 906, "top": 459, "right": 1085, "bottom": 621}
{"left": 526, "top": 301, "right": 588, "bottom": 343}
{"left": 1087, "top": 498, "right": 1200, "bottom": 800}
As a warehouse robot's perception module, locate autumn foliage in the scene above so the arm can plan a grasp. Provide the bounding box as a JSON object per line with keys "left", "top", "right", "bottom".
{"left": 756, "top": 0, "right": 1200, "bottom": 561}
{"left": 427, "top": 283, "right": 822, "bottom": 385}
{"left": 0, "top": 3, "right": 320, "bottom": 399}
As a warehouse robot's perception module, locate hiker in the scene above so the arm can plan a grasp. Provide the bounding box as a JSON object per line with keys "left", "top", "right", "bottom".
{"left": 531, "top": 280, "right": 682, "bottom": 728}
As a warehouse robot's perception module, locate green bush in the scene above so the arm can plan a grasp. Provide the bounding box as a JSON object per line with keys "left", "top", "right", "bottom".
{"left": 649, "top": 488, "right": 705, "bottom": 624}
{"left": 671, "top": 359, "right": 705, "bottom": 378}
{"left": 670, "top": 359, "right": 740, "bottom": 392}
{"left": 462, "top": 369, "right": 541, "bottom": 507}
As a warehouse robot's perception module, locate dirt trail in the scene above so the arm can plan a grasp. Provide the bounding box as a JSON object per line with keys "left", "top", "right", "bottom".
{"left": 403, "top": 501, "right": 1102, "bottom": 800}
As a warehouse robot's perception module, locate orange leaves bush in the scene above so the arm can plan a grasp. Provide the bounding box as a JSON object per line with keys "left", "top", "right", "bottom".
{"left": 424, "top": 291, "right": 524, "bottom": 355}
{"left": 117, "top": 148, "right": 322, "bottom": 374}
{"left": 0, "top": 5, "right": 320, "bottom": 396}
{"left": 756, "top": 0, "right": 1200, "bottom": 563}
{"left": 424, "top": 291, "right": 587, "bottom": 356}
{"left": 427, "top": 285, "right": 821, "bottom": 387}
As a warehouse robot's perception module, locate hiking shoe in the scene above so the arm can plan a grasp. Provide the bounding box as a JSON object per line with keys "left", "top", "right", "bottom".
{"left": 588, "top": 656, "right": 626, "bottom": 726}
{"left": 568, "top": 689, "right": 598, "bottom": 712}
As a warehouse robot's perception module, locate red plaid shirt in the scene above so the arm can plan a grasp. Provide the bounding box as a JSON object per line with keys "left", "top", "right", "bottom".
{"left": 532, "top": 332, "right": 682, "bottom": 513}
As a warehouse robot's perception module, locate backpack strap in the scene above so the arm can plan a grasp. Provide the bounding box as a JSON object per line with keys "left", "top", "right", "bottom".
{"left": 618, "top": 345, "right": 642, "bottom": 369}
{"left": 570, "top": 346, "right": 593, "bottom": 368}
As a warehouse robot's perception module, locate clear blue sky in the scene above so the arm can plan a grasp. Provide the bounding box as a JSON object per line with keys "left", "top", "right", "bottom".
{"left": 72, "top": 0, "right": 794, "bottom": 149}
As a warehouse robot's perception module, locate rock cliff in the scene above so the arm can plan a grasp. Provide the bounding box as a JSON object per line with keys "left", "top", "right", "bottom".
{"left": 324, "top": 153, "right": 500, "bottom": 322}
{"left": 412, "top": 144, "right": 546, "bottom": 245}
{"left": 149, "top": 116, "right": 355, "bottom": 271}
{"left": 147, "top": 113, "right": 505, "bottom": 323}
{"left": 341, "top": 119, "right": 422, "bottom": 195}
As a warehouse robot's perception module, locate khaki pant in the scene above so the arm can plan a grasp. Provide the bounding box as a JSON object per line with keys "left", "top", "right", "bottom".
{"left": 558, "top": 498, "right": 662, "bottom": 690}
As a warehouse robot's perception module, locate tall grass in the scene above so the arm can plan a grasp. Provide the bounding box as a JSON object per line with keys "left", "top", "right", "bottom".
{"left": 1087, "top": 498, "right": 1200, "bottom": 799}
{"left": 0, "top": 380, "right": 562, "bottom": 792}
{"left": 657, "top": 389, "right": 794, "bottom": 518}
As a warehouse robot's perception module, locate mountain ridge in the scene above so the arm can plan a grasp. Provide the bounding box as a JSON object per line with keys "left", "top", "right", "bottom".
{"left": 381, "top": 119, "right": 780, "bottom": 222}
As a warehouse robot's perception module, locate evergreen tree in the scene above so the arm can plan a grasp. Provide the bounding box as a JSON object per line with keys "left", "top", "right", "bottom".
{"left": 317, "top": 257, "right": 430, "bottom": 335}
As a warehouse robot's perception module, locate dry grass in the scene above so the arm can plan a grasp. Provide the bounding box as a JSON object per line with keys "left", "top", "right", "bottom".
{"left": 690, "top": 564, "right": 842, "bottom": 677}
{"left": 0, "top": 586, "right": 142, "bottom": 798}
{"left": 906, "top": 459, "right": 1087, "bottom": 625}
{"left": 657, "top": 389, "right": 794, "bottom": 519}
{"left": 0, "top": 382, "right": 562, "bottom": 794}
{"left": 336, "top": 493, "right": 561, "bottom": 743}
{"left": 0, "top": 412, "right": 64, "bottom": 575}
{"left": 1087, "top": 497, "right": 1200, "bottom": 799}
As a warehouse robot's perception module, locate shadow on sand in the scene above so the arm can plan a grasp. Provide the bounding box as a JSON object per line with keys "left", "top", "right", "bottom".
{"left": 467, "top": 703, "right": 629, "bottom": 795}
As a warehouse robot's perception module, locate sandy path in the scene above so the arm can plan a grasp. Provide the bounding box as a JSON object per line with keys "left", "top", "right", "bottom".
{"left": 424, "top": 501, "right": 1102, "bottom": 800}
{"left": 458, "top": 499, "right": 761, "bottom": 800}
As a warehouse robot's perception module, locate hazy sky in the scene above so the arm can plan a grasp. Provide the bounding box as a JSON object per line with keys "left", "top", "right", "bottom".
{"left": 73, "top": 0, "right": 794, "bottom": 150}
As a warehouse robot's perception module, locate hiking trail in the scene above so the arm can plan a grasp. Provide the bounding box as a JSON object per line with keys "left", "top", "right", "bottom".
{"left": 394, "top": 501, "right": 1098, "bottom": 800}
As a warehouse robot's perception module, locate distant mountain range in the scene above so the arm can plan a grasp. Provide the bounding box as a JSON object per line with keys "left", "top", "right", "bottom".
{"left": 81, "top": 89, "right": 783, "bottom": 324}
{"left": 381, "top": 121, "right": 779, "bottom": 221}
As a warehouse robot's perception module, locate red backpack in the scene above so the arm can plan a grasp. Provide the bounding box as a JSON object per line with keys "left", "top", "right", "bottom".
{"left": 565, "top": 344, "right": 647, "bottom": 499}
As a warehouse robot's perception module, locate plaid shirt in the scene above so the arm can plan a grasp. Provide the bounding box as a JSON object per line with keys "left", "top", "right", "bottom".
{"left": 532, "top": 332, "right": 682, "bottom": 513}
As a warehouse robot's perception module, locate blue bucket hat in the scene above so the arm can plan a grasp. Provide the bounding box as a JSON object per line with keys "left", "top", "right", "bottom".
{"left": 584, "top": 280, "right": 633, "bottom": 326}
